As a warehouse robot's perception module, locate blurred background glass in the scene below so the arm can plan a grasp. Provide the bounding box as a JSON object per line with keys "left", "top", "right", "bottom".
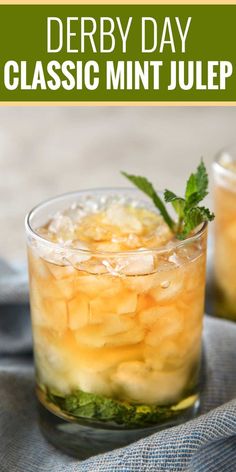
{"left": 1, "top": 106, "right": 236, "bottom": 264}
{"left": 213, "top": 146, "right": 236, "bottom": 320}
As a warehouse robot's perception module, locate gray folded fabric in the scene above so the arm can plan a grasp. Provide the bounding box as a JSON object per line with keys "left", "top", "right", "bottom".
{"left": 0, "top": 261, "right": 236, "bottom": 472}
{"left": 0, "top": 259, "right": 28, "bottom": 304}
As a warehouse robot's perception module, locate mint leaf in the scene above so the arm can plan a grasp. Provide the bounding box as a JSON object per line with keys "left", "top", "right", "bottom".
{"left": 121, "top": 172, "right": 156, "bottom": 200}
{"left": 121, "top": 172, "right": 175, "bottom": 230}
{"left": 46, "top": 386, "right": 179, "bottom": 427}
{"left": 64, "top": 391, "right": 96, "bottom": 418}
{"left": 185, "top": 160, "right": 208, "bottom": 205}
{"left": 163, "top": 190, "right": 177, "bottom": 202}
{"left": 96, "top": 396, "right": 123, "bottom": 421}
{"left": 164, "top": 190, "right": 185, "bottom": 219}
{"left": 179, "top": 206, "right": 214, "bottom": 239}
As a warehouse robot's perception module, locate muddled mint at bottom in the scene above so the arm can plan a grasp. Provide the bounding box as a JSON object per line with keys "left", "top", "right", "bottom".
{"left": 42, "top": 386, "right": 197, "bottom": 428}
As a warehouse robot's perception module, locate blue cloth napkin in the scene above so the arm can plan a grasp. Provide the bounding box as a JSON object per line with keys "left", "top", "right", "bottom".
{"left": 0, "top": 261, "right": 235, "bottom": 472}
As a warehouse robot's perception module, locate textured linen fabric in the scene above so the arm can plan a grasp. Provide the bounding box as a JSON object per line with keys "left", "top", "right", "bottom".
{"left": 0, "top": 259, "right": 28, "bottom": 304}
{"left": 0, "top": 261, "right": 236, "bottom": 472}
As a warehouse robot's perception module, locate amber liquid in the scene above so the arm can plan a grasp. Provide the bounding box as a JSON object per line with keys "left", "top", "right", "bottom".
{"left": 28, "top": 239, "right": 206, "bottom": 421}
{"left": 214, "top": 180, "right": 236, "bottom": 320}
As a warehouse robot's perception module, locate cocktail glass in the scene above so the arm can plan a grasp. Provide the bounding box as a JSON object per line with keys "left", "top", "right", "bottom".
{"left": 213, "top": 150, "right": 236, "bottom": 320}
{"left": 26, "top": 189, "right": 207, "bottom": 458}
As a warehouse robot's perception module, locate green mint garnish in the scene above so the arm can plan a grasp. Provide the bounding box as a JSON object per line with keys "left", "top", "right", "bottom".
{"left": 121, "top": 160, "right": 214, "bottom": 239}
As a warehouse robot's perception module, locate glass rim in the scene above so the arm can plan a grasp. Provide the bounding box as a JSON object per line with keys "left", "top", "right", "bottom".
{"left": 213, "top": 149, "right": 236, "bottom": 180}
{"left": 25, "top": 188, "right": 208, "bottom": 256}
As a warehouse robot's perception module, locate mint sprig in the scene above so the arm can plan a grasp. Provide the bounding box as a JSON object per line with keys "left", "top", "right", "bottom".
{"left": 121, "top": 160, "right": 214, "bottom": 239}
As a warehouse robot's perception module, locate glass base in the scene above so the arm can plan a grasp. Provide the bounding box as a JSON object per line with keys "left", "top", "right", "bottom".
{"left": 38, "top": 397, "right": 200, "bottom": 459}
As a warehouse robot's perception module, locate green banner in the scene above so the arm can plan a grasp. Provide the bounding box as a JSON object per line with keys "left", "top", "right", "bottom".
{"left": 0, "top": 4, "right": 236, "bottom": 101}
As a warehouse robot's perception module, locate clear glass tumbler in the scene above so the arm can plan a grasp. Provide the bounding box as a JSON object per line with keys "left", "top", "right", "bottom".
{"left": 213, "top": 149, "right": 236, "bottom": 320}
{"left": 25, "top": 189, "right": 207, "bottom": 458}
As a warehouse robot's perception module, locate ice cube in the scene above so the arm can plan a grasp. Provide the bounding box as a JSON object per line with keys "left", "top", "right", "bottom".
{"left": 43, "top": 298, "right": 68, "bottom": 333}
{"left": 34, "top": 333, "right": 70, "bottom": 394}
{"left": 104, "top": 325, "right": 145, "bottom": 347}
{"left": 64, "top": 204, "right": 87, "bottom": 223}
{"left": 90, "top": 292, "right": 137, "bottom": 322}
{"left": 116, "top": 291, "right": 137, "bottom": 314}
{"left": 46, "top": 263, "right": 75, "bottom": 280}
{"left": 144, "top": 347, "right": 165, "bottom": 370}
{"left": 39, "top": 339, "right": 65, "bottom": 370}
{"left": 112, "top": 361, "right": 148, "bottom": 395}
{"left": 33, "top": 244, "right": 70, "bottom": 266}
{"left": 89, "top": 298, "right": 112, "bottom": 323}
{"left": 150, "top": 368, "right": 190, "bottom": 404}
{"left": 37, "top": 365, "right": 70, "bottom": 395}
{"left": 55, "top": 277, "right": 76, "bottom": 299}
{"left": 117, "top": 253, "right": 155, "bottom": 276}
{"left": 49, "top": 213, "right": 75, "bottom": 240}
{"left": 30, "top": 268, "right": 67, "bottom": 301}
{"left": 79, "top": 220, "right": 109, "bottom": 242}
{"left": 68, "top": 294, "right": 90, "bottom": 330}
{"left": 104, "top": 203, "right": 142, "bottom": 233}
{"left": 74, "top": 369, "right": 112, "bottom": 397}
{"left": 157, "top": 339, "right": 180, "bottom": 360}
{"left": 77, "top": 259, "right": 109, "bottom": 275}
{"left": 101, "top": 278, "right": 123, "bottom": 297}
{"left": 95, "top": 242, "right": 123, "bottom": 253}
{"left": 65, "top": 241, "right": 91, "bottom": 268}
{"left": 124, "top": 273, "right": 158, "bottom": 293}
{"left": 136, "top": 294, "right": 154, "bottom": 311}
{"left": 83, "top": 196, "right": 100, "bottom": 213}
{"left": 112, "top": 360, "right": 189, "bottom": 404}
{"left": 74, "top": 322, "right": 144, "bottom": 348}
{"left": 125, "top": 234, "right": 140, "bottom": 248}
{"left": 30, "top": 284, "right": 67, "bottom": 333}
{"left": 104, "top": 315, "right": 136, "bottom": 335}
{"left": 30, "top": 283, "right": 46, "bottom": 326}
{"left": 72, "top": 342, "right": 143, "bottom": 373}
{"left": 82, "top": 304, "right": 136, "bottom": 333}
{"left": 144, "top": 309, "right": 184, "bottom": 346}
{"left": 76, "top": 274, "right": 115, "bottom": 298}
{"left": 111, "top": 361, "right": 153, "bottom": 403}
{"left": 74, "top": 325, "right": 107, "bottom": 348}
{"left": 145, "top": 340, "right": 182, "bottom": 369}
{"left": 139, "top": 306, "right": 162, "bottom": 327}
{"left": 30, "top": 252, "right": 51, "bottom": 280}
{"left": 145, "top": 334, "right": 200, "bottom": 371}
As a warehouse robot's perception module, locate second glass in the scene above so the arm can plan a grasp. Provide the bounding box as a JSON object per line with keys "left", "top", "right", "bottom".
{"left": 213, "top": 150, "right": 236, "bottom": 320}
{"left": 26, "top": 189, "right": 207, "bottom": 458}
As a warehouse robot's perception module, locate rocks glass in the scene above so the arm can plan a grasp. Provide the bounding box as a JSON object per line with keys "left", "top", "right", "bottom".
{"left": 26, "top": 189, "right": 207, "bottom": 458}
